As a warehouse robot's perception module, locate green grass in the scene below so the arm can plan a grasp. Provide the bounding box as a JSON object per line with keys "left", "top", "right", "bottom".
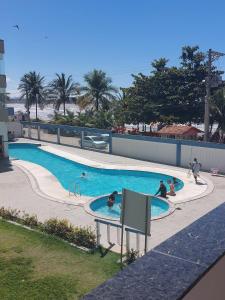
{"left": 0, "top": 220, "right": 119, "bottom": 300}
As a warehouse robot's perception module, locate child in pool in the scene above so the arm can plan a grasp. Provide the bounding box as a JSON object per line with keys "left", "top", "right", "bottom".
{"left": 167, "top": 179, "right": 176, "bottom": 196}
{"left": 107, "top": 191, "right": 118, "bottom": 209}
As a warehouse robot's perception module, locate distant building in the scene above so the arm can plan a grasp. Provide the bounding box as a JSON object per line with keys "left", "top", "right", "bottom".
{"left": 157, "top": 125, "right": 202, "bottom": 140}
{"left": 0, "top": 39, "right": 8, "bottom": 158}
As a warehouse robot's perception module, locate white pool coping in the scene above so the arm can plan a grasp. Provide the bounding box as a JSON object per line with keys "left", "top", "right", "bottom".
{"left": 84, "top": 194, "right": 176, "bottom": 221}
{"left": 10, "top": 142, "right": 214, "bottom": 210}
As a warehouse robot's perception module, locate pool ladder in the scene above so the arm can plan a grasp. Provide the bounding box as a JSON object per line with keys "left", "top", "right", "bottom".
{"left": 69, "top": 183, "right": 81, "bottom": 197}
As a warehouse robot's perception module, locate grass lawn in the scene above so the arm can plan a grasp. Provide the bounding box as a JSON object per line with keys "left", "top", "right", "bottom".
{"left": 0, "top": 219, "right": 120, "bottom": 300}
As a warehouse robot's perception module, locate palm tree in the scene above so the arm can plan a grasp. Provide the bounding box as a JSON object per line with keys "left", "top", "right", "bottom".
{"left": 18, "top": 71, "right": 46, "bottom": 120}
{"left": 49, "top": 73, "right": 78, "bottom": 115}
{"left": 80, "top": 69, "right": 117, "bottom": 111}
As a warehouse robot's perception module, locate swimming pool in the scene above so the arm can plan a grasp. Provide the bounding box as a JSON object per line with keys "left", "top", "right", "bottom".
{"left": 9, "top": 143, "right": 184, "bottom": 197}
{"left": 89, "top": 194, "right": 170, "bottom": 219}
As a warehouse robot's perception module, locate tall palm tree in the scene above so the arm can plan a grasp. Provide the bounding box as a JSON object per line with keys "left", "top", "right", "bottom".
{"left": 18, "top": 71, "right": 46, "bottom": 120}
{"left": 49, "top": 73, "right": 78, "bottom": 115}
{"left": 80, "top": 69, "right": 117, "bottom": 111}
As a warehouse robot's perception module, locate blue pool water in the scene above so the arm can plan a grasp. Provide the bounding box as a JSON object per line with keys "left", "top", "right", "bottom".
{"left": 9, "top": 143, "right": 184, "bottom": 197}
{"left": 90, "top": 194, "right": 170, "bottom": 219}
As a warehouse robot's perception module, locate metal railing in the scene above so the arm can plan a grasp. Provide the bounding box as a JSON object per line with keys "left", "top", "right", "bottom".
{"left": 21, "top": 121, "right": 112, "bottom": 154}
{"left": 95, "top": 218, "right": 148, "bottom": 255}
{"left": 68, "top": 183, "right": 81, "bottom": 197}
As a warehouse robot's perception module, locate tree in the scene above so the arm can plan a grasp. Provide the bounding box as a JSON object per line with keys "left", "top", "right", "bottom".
{"left": 52, "top": 109, "right": 76, "bottom": 125}
{"left": 118, "top": 46, "right": 221, "bottom": 125}
{"left": 49, "top": 73, "right": 79, "bottom": 115}
{"left": 211, "top": 88, "right": 225, "bottom": 132}
{"left": 111, "top": 90, "right": 129, "bottom": 126}
{"left": 18, "top": 71, "right": 46, "bottom": 120}
{"left": 178, "top": 46, "right": 207, "bottom": 123}
{"left": 80, "top": 69, "right": 117, "bottom": 111}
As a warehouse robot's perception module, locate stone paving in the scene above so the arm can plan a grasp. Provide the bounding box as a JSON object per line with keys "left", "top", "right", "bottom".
{"left": 1, "top": 138, "right": 225, "bottom": 253}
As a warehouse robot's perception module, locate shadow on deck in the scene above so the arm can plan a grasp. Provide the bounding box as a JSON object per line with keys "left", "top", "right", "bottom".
{"left": 0, "top": 158, "right": 13, "bottom": 173}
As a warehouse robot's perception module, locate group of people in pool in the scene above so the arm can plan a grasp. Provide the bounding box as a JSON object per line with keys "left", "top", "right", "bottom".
{"left": 81, "top": 157, "right": 202, "bottom": 207}
{"left": 154, "top": 177, "right": 178, "bottom": 198}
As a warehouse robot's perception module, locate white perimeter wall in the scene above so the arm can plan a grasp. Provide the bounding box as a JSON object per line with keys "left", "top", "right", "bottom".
{"left": 181, "top": 145, "right": 225, "bottom": 172}
{"left": 7, "top": 122, "right": 22, "bottom": 138}
{"left": 0, "top": 122, "right": 8, "bottom": 157}
{"left": 112, "top": 137, "right": 177, "bottom": 165}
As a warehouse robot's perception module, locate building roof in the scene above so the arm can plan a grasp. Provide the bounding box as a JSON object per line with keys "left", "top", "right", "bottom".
{"left": 158, "top": 125, "right": 202, "bottom": 136}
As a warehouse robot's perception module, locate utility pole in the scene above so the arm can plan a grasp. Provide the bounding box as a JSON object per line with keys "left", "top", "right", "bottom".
{"left": 204, "top": 49, "right": 212, "bottom": 141}
{"left": 204, "top": 49, "right": 225, "bottom": 142}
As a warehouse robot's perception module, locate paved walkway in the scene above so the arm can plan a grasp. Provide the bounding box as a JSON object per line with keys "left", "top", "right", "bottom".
{"left": 1, "top": 138, "right": 225, "bottom": 253}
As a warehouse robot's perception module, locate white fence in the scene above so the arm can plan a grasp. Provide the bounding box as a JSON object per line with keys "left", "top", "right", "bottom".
{"left": 112, "top": 134, "right": 225, "bottom": 173}
{"left": 112, "top": 136, "right": 177, "bottom": 165}
{"left": 180, "top": 145, "right": 225, "bottom": 172}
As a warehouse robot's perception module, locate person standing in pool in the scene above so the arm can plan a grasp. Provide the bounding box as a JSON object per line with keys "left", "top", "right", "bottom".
{"left": 107, "top": 191, "right": 118, "bottom": 209}
{"left": 154, "top": 181, "right": 167, "bottom": 198}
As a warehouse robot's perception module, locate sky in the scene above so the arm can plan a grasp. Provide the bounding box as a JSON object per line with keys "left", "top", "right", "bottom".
{"left": 1, "top": 0, "right": 225, "bottom": 97}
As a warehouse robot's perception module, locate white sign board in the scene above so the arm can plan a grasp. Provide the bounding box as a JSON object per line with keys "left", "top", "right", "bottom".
{"left": 120, "top": 189, "right": 151, "bottom": 235}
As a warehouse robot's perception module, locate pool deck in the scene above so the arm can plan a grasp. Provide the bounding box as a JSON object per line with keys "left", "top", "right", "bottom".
{"left": 1, "top": 138, "right": 224, "bottom": 253}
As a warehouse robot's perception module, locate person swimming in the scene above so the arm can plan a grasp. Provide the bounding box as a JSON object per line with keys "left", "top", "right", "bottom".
{"left": 80, "top": 172, "right": 86, "bottom": 178}
{"left": 107, "top": 191, "right": 118, "bottom": 209}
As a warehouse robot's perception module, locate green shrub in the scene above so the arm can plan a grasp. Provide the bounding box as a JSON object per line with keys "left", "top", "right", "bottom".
{"left": 43, "top": 219, "right": 96, "bottom": 249}
{"left": 0, "top": 207, "right": 20, "bottom": 221}
{"left": 126, "top": 249, "right": 139, "bottom": 265}
{"left": 0, "top": 207, "right": 96, "bottom": 250}
{"left": 22, "top": 213, "right": 39, "bottom": 228}
{"left": 43, "top": 218, "right": 73, "bottom": 238}
{"left": 73, "top": 227, "right": 96, "bottom": 249}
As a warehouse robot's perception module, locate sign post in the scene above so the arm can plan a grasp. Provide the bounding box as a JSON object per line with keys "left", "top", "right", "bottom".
{"left": 120, "top": 189, "right": 151, "bottom": 268}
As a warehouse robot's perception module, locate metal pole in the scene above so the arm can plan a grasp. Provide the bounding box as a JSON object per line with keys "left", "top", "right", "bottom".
{"left": 136, "top": 233, "right": 140, "bottom": 255}
{"left": 204, "top": 49, "right": 212, "bottom": 142}
{"left": 144, "top": 196, "right": 149, "bottom": 254}
{"left": 120, "top": 189, "right": 126, "bottom": 269}
{"left": 81, "top": 131, "right": 84, "bottom": 149}
{"left": 109, "top": 132, "right": 112, "bottom": 154}
{"left": 107, "top": 224, "right": 111, "bottom": 244}
{"left": 96, "top": 221, "right": 101, "bottom": 247}
{"left": 126, "top": 230, "right": 130, "bottom": 253}
{"left": 57, "top": 128, "right": 60, "bottom": 144}
{"left": 37, "top": 126, "right": 40, "bottom": 140}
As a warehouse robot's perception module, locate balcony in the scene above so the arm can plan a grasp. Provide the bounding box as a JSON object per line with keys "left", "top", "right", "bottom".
{"left": 0, "top": 40, "right": 5, "bottom": 54}
{"left": 0, "top": 75, "right": 6, "bottom": 89}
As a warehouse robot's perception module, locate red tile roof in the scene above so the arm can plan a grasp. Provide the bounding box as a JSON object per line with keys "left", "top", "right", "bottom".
{"left": 158, "top": 125, "right": 202, "bottom": 136}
